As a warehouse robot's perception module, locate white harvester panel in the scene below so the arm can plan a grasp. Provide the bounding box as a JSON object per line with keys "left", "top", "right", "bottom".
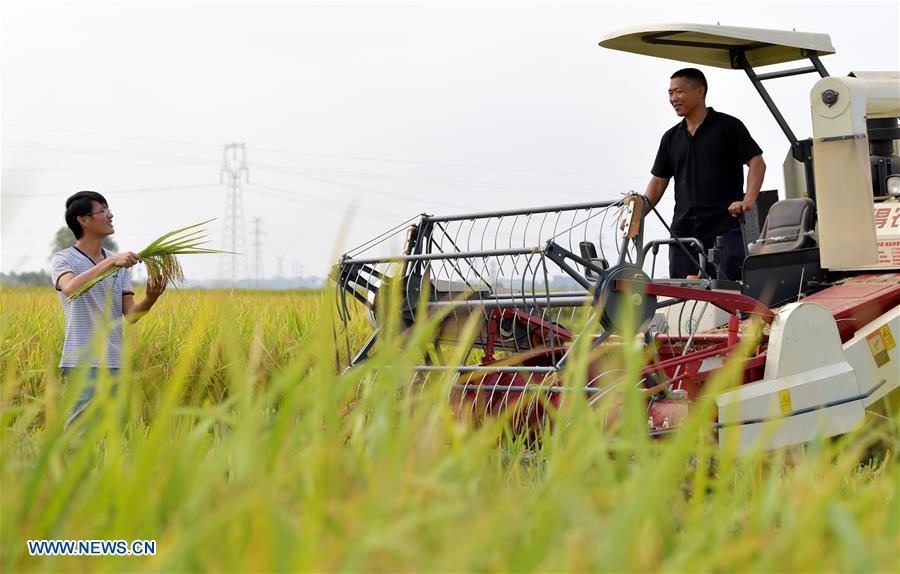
{"left": 663, "top": 297, "right": 731, "bottom": 337}
{"left": 812, "top": 135, "right": 879, "bottom": 269}
{"left": 716, "top": 303, "right": 866, "bottom": 453}
{"left": 811, "top": 73, "right": 900, "bottom": 271}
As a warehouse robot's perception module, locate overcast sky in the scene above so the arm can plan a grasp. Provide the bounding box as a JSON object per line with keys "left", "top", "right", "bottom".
{"left": 2, "top": 0, "right": 898, "bottom": 282}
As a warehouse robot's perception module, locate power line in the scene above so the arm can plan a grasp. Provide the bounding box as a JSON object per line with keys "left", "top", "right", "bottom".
{"left": 243, "top": 181, "right": 404, "bottom": 222}
{"left": 1, "top": 183, "right": 221, "bottom": 198}
{"left": 2, "top": 161, "right": 213, "bottom": 173}
{"left": 2, "top": 139, "right": 219, "bottom": 165}
{"left": 4, "top": 135, "right": 637, "bottom": 200}
{"left": 253, "top": 163, "right": 472, "bottom": 209}
{"left": 251, "top": 161, "right": 634, "bottom": 203}
{"left": 1, "top": 124, "right": 223, "bottom": 149}
{"left": 3, "top": 124, "right": 624, "bottom": 179}
{"left": 250, "top": 145, "right": 620, "bottom": 179}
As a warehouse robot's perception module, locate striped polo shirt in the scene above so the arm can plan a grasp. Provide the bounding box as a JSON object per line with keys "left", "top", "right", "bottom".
{"left": 50, "top": 246, "right": 134, "bottom": 368}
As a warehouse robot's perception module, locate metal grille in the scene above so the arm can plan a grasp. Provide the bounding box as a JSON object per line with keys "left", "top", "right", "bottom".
{"left": 333, "top": 198, "right": 647, "bottom": 374}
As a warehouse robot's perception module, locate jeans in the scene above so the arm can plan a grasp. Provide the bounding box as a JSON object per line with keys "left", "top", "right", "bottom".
{"left": 60, "top": 367, "right": 119, "bottom": 428}
{"left": 669, "top": 228, "right": 746, "bottom": 281}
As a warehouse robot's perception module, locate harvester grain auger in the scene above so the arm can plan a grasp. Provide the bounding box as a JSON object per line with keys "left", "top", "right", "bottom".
{"left": 333, "top": 24, "right": 900, "bottom": 453}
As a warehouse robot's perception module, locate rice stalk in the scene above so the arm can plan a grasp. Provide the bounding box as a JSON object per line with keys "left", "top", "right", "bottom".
{"left": 69, "top": 219, "right": 225, "bottom": 300}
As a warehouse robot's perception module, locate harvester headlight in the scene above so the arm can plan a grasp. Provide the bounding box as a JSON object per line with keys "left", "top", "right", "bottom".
{"left": 887, "top": 174, "right": 900, "bottom": 197}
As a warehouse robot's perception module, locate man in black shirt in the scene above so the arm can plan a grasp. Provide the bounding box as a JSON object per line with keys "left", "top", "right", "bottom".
{"left": 645, "top": 68, "right": 766, "bottom": 281}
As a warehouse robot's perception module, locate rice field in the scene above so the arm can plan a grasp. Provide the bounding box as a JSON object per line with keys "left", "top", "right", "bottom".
{"left": 1, "top": 286, "right": 898, "bottom": 572}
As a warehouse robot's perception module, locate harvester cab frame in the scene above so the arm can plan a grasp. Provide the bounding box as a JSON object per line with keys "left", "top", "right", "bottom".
{"left": 602, "top": 24, "right": 899, "bottom": 279}
{"left": 332, "top": 23, "right": 900, "bottom": 454}
{"left": 601, "top": 23, "right": 834, "bottom": 200}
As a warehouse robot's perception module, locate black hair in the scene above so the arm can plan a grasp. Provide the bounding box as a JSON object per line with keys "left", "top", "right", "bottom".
{"left": 671, "top": 68, "right": 708, "bottom": 98}
{"left": 65, "top": 191, "right": 107, "bottom": 240}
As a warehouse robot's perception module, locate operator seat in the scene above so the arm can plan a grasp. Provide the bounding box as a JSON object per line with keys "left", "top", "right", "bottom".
{"left": 742, "top": 197, "right": 826, "bottom": 307}
{"left": 748, "top": 198, "right": 817, "bottom": 255}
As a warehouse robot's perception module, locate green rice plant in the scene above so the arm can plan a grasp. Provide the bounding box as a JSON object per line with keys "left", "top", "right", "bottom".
{"left": 0, "top": 285, "right": 897, "bottom": 572}
{"left": 68, "top": 220, "right": 225, "bottom": 300}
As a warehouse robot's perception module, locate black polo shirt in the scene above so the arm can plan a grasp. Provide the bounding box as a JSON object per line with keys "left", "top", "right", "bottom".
{"left": 651, "top": 107, "right": 762, "bottom": 240}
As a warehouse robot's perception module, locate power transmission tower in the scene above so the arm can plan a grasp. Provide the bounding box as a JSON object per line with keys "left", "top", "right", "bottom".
{"left": 276, "top": 256, "right": 284, "bottom": 277}
{"left": 219, "top": 143, "right": 249, "bottom": 286}
{"left": 251, "top": 216, "right": 264, "bottom": 287}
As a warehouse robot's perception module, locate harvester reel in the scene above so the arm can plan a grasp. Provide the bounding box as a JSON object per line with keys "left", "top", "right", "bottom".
{"left": 593, "top": 263, "right": 656, "bottom": 334}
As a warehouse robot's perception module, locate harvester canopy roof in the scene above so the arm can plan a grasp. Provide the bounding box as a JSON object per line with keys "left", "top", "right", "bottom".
{"left": 599, "top": 23, "right": 835, "bottom": 69}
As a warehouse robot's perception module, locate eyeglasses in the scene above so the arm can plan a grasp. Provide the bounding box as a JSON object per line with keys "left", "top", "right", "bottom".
{"left": 89, "top": 207, "right": 113, "bottom": 217}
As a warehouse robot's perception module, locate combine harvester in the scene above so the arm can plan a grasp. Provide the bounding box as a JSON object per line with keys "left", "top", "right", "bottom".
{"left": 333, "top": 24, "right": 900, "bottom": 452}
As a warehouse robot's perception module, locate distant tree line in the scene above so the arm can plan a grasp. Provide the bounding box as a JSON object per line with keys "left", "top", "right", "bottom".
{"left": 2, "top": 227, "right": 120, "bottom": 288}
{"left": 1, "top": 270, "right": 52, "bottom": 287}
{"left": 50, "top": 226, "right": 118, "bottom": 254}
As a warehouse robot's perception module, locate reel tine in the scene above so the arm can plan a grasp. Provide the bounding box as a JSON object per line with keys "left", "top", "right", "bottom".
{"left": 515, "top": 372, "right": 532, "bottom": 415}
{"left": 481, "top": 376, "right": 494, "bottom": 420}
{"left": 471, "top": 373, "right": 485, "bottom": 422}
{"left": 452, "top": 372, "right": 468, "bottom": 420}
{"left": 504, "top": 380, "right": 517, "bottom": 418}
{"left": 566, "top": 208, "right": 578, "bottom": 254}
{"left": 409, "top": 366, "right": 423, "bottom": 396}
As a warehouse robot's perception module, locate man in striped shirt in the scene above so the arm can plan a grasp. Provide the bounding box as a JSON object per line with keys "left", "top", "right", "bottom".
{"left": 50, "top": 191, "right": 166, "bottom": 425}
